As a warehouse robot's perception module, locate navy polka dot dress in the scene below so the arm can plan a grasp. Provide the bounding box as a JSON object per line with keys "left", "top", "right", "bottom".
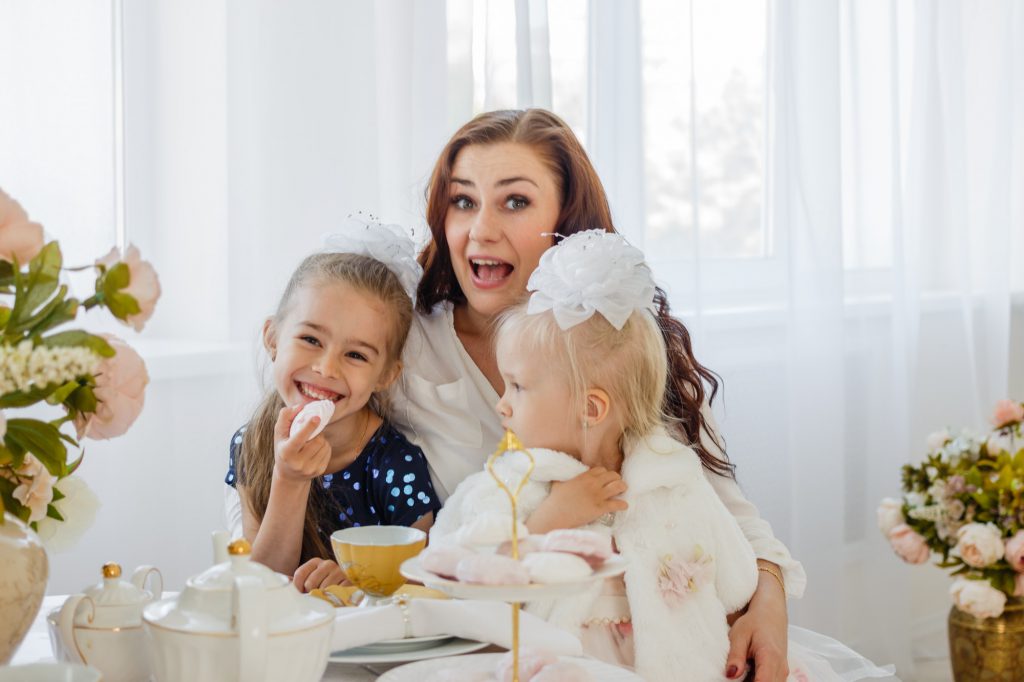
{"left": 225, "top": 422, "right": 440, "bottom": 540}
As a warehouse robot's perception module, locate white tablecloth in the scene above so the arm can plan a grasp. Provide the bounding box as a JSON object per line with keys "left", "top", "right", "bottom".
{"left": 11, "top": 595, "right": 491, "bottom": 681}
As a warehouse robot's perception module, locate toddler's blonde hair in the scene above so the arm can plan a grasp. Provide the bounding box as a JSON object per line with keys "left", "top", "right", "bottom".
{"left": 495, "top": 303, "right": 669, "bottom": 451}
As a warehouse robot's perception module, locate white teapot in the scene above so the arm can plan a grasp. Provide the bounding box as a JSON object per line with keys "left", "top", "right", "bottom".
{"left": 143, "top": 535, "right": 334, "bottom": 682}
{"left": 47, "top": 562, "right": 162, "bottom": 682}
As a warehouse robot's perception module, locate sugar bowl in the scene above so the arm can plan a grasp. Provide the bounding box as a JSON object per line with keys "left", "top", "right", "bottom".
{"left": 48, "top": 562, "right": 162, "bottom": 682}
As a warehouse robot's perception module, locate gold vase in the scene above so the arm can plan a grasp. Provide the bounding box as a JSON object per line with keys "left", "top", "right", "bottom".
{"left": 0, "top": 512, "right": 49, "bottom": 664}
{"left": 948, "top": 597, "right": 1024, "bottom": 681}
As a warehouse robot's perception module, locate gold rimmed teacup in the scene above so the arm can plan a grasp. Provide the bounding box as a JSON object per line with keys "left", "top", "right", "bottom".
{"left": 330, "top": 526, "right": 427, "bottom": 607}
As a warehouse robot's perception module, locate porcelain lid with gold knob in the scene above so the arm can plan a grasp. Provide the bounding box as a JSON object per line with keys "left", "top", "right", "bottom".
{"left": 81, "top": 562, "right": 152, "bottom": 607}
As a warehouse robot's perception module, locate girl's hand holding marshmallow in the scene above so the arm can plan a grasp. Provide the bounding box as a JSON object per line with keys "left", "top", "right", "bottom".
{"left": 273, "top": 405, "right": 332, "bottom": 483}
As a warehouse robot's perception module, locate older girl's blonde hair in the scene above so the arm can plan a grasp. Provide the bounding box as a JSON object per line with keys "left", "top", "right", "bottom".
{"left": 495, "top": 303, "right": 669, "bottom": 452}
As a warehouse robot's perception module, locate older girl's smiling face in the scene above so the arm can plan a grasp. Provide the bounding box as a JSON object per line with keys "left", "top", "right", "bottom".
{"left": 444, "top": 142, "right": 561, "bottom": 321}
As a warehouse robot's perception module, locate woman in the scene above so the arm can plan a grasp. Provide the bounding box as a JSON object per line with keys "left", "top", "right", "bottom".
{"left": 389, "top": 109, "right": 805, "bottom": 682}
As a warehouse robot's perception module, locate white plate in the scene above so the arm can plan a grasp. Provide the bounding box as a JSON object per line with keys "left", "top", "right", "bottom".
{"left": 328, "top": 637, "right": 489, "bottom": 665}
{"left": 400, "top": 555, "right": 627, "bottom": 602}
{"left": 378, "top": 653, "right": 644, "bottom": 681}
{"left": 340, "top": 633, "right": 454, "bottom": 655}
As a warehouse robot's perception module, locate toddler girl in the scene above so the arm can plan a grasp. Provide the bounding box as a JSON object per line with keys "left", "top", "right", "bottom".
{"left": 431, "top": 230, "right": 894, "bottom": 681}
{"left": 226, "top": 218, "right": 440, "bottom": 591}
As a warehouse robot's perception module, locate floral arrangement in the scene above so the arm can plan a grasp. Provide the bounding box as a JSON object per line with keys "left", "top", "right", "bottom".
{"left": 0, "top": 188, "right": 159, "bottom": 549}
{"left": 878, "top": 399, "right": 1024, "bottom": 619}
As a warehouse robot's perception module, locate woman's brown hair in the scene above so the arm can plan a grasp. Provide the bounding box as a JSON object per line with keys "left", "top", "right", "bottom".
{"left": 237, "top": 252, "right": 414, "bottom": 563}
{"left": 417, "top": 109, "right": 733, "bottom": 478}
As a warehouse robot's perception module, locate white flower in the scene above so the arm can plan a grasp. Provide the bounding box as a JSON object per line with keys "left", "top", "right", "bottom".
{"left": 926, "top": 429, "right": 951, "bottom": 453}
{"left": 0, "top": 341, "right": 102, "bottom": 395}
{"left": 34, "top": 476, "right": 100, "bottom": 553}
{"left": 526, "top": 230, "right": 656, "bottom": 331}
{"left": 876, "top": 498, "right": 905, "bottom": 536}
{"left": 906, "top": 492, "right": 926, "bottom": 508}
{"left": 950, "top": 578, "right": 1007, "bottom": 619}
{"left": 955, "top": 523, "right": 1005, "bottom": 568}
{"left": 946, "top": 498, "right": 966, "bottom": 521}
{"left": 986, "top": 432, "right": 1013, "bottom": 456}
{"left": 321, "top": 216, "right": 423, "bottom": 301}
{"left": 0, "top": 410, "right": 5, "bottom": 439}
{"left": 11, "top": 453, "right": 55, "bottom": 522}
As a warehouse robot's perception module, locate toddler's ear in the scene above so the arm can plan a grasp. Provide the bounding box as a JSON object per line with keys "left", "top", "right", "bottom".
{"left": 584, "top": 388, "right": 611, "bottom": 427}
{"left": 262, "top": 318, "right": 278, "bottom": 360}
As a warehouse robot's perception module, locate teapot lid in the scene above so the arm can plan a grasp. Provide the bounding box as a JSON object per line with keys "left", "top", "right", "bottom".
{"left": 188, "top": 539, "right": 289, "bottom": 591}
{"left": 82, "top": 563, "right": 151, "bottom": 607}
{"left": 143, "top": 538, "right": 333, "bottom": 636}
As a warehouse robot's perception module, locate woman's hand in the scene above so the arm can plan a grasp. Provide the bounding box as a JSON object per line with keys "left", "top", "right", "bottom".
{"left": 725, "top": 562, "right": 789, "bottom": 682}
{"left": 293, "top": 558, "right": 348, "bottom": 593}
{"left": 525, "top": 467, "right": 628, "bottom": 533}
{"left": 272, "top": 405, "right": 332, "bottom": 483}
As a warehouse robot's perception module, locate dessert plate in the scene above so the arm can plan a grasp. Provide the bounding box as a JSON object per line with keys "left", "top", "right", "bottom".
{"left": 400, "top": 555, "right": 627, "bottom": 602}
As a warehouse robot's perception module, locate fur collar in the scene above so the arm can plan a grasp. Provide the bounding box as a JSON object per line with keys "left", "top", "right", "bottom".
{"left": 620, "top": 426, "right": 703, "bottom": 499}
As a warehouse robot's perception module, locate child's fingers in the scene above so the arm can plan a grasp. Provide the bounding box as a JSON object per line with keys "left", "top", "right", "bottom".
{"left": 274, "top": 405, "right": 303, "bottom": 440}
{"left": 292, "top": 414, "right": 322, "bottom": 443}
{"left": 305, "top": 560, "right": 344, "bottom": 592}
{"left": 602, "top": 478, "right": 628, "bottom": 498}
{"left": 293, "top": 558, "right": 320, "bottom": 592}
{"left": 603, "top": 498, "right": 629, "bottom": 514}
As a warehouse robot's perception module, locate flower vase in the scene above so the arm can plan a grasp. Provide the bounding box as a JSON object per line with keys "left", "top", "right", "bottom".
{"left": 948, "top": 597, "right": 1024, "bottom": 681}
{"left": 0, "top": 512, "right": 48, "bottom": 664}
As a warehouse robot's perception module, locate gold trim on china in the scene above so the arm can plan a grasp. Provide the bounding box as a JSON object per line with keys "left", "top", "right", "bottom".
{"left": 74, "top": 624, "right": 144, "bottom": 632}
{"left": 228, "top": 538, "right": 252, "bottom": 556}
{"left": 102, "top": 562, "right": 122, "bottom": 579}
{"left": 143, "top": 617, "right": 331, "bottom": 638}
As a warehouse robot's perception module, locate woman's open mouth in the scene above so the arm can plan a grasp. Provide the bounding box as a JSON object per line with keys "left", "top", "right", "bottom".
{"left": 296, "top": 381, "right": 342, "bottom": 402}
{"left": 469, "top": 257, "right": 514, "bottom": 289}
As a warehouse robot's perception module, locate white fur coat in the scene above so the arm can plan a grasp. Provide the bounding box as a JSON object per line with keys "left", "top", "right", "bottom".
{"left": 431, "top": 427, "right": 759, "bottom": 682}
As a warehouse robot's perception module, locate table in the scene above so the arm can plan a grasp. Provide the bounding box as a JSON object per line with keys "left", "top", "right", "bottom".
{"left": 11, "top": 595, "right": 490, "bottom": 681}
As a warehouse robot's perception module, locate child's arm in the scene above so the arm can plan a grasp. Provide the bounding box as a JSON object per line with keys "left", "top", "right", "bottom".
{"left": 525, "top": 467, "right": 628, "bottom": 534}
{"left": 292, "top": 557, "right": 348, "bottom": 593}
{"left": 244, "top": 405, "right": 331, "bottom": 575}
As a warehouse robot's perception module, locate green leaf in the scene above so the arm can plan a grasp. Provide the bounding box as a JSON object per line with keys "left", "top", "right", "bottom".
{"left": 68, "top": 386, "right": 98, "bottom": 414}
{"left": 45, "top": 504, "right": 64, "bottom": 522}
{"left": 101, "top": 262, "right": 131, "bottom": 293}
{"left": 24, "top": 296, "right": 79, "bottom": 338}
{"left": 16, "top": 242, "right": 63, "bottom": 321}
{"left": 0, "top": 259, "right": 13, "bottom": 287}
{"left": 104, "top": 291, "right": 140, "bottom": 321}
{"left": 45, "top": 380, "right": 80, "bottom": 406}
{"left": 0, "top": 305, "right": 10, "bottom": 331}
{"left": 50, "top": 486, "right": 65, "bottom": 502}
{"left": 7, "top": 284, "right": 69, "bottom": 336}
{"left": 42, "top": 330, "right": 114, "bottom": 357}
{"left": 4, "top": 418, "right": 67, "bottom": 477}
{"left": 0, "top": 382, "right": 60, "bottom": 409}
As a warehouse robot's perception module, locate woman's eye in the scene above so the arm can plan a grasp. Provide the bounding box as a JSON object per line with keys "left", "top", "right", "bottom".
{"left": 451, "top": 195, "right": 475, "bottom": 210}
{"left": 301, "top": 335, "right": 321, "bottom": 347}
{"left": 505, "top": 196, "right": 530, "bottom": 210}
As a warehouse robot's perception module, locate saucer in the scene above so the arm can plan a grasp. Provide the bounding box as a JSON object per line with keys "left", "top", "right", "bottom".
{"left": 378, "top": 653, "right": 644, "bottom": 681}
{"left": 328, "top": 637, "right": 489, "bottom": 665}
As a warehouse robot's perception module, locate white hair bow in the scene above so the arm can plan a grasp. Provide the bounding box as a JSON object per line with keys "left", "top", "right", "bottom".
{"left": 321, "top": 214, "right": 423, "bottom": 301}
{"left": 526, "top": 230, "right": 656, "bottom": 330}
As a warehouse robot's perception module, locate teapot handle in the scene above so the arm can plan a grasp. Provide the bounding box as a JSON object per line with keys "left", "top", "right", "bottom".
{"left": 55, "top": 594, "right": 95, "bottom": 665}
{"left": 130, "top": 565, "right": 163, "bottom": 600}
{"left": 234, "top": 575, "right": 268, "bottom": 682}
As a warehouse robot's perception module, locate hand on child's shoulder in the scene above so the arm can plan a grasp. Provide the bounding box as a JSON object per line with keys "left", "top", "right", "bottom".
{"left": 293, "top": 557, "right": 349, "bottom": 593}
{"left": 527, "top": 467, "right": 628, "bottom": 533}
{"left": 272, "top": 405, "right": 332, "bottom": 483}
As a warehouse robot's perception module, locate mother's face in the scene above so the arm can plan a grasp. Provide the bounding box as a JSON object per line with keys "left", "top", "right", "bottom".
{"left": 444, "top": 142, "right": 561, "bottom": 320}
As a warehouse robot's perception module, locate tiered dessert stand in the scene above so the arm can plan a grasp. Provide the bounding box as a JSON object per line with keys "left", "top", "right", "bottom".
{"left": 393, "top": 431, "right": 635, "bottom": 682}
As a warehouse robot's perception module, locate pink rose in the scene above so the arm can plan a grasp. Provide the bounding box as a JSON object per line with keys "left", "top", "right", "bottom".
{"left": 0, "top": 188, "right": 45, "bottom": 264}
{"left": 96, "top": 245, "right": 161, "bottom": 332}
{"left": 991, "top": 399, "right": 1024, "bottom": 428}
{"left": 1004, "top": 531, "right": 1024, "bottom": 572}
{"left": 877, "top": 498, "right": 905, "bottom": 536}
{"left": 74, "top": 334, "right": 148, "bottom": 440}
{"left": 12, "top": 454, "right": 55, "bottom": 523}
{"left": 956, "top": 523, "right": 1005, "bottom": 568}
{"left": 888, "top": 524, "right": 930, "bottom": 564}
{"left": 950, "top": 578, "right": 1006, "bottom": 619}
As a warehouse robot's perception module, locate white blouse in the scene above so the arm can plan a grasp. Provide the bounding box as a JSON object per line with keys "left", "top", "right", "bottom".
{"left": 388, "top": 303, "right": 806, "bottom": 598}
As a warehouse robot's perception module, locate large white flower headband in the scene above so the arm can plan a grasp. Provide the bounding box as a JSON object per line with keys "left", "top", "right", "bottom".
{"left": 321, "top": 214, "right": 423, "bottom": 302}
{"left": 526, "top": 229, "right": 657, "bottom": 330}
